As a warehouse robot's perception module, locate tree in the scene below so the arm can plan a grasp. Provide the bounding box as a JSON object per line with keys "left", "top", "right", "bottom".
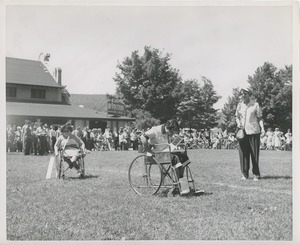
{"left": 272, "top": 65, "right": 292, "bottom": 131}
{"left": 220, "top": 87, "right": 241, "bottom": 132}
{"left": 130, "top": 109, "right": 161, "bottom": 131}
{"left": 113, "top": 46, "right": 182, "bottom": 122}
{"left": 61, "top": 85, "right": 71, "bottom": 105}
{"left": 177, "top": 77, "right": 221, "bottom": 130}
{"left": 248, "top": 62, "right": 292, "bottom": 131}
{"left": 176, "top": 79, "right": 200, "bottom": 129}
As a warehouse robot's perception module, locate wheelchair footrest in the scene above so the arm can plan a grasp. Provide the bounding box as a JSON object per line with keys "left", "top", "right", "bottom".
{"left": 179, "top": 177, "right": 190, "bottom": 195}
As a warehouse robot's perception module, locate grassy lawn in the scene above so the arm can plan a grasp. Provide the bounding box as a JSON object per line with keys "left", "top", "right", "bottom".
{"left": 6, "top": 149, "right": 292, "bottom": 241}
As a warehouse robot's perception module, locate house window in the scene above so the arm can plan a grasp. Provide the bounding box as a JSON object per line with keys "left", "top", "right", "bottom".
{"left": 31, "top": 89, "right": 46, "bottom": 99}
{"left": 6, "top": 87, "right": 17, "bottom": 97}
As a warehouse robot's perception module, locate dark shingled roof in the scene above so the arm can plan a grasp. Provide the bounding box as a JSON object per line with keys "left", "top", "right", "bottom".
{"left": 70, "top": 94, "right": 108, "bottom": 113}
{"left": 6, "top": 57, "right": 62, "bottom": 88}
{"left": 6, "top": 102, "right": 134, "bottom": 121}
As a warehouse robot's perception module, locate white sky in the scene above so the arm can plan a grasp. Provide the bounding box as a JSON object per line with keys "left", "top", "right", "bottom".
{"left": 5, "top": 3, "right": 293, "bottom": 110}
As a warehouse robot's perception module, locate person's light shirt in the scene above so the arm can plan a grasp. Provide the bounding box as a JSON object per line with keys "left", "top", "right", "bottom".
{"left": 55, "top": 134, "right": 84, "bottom": 150}
{"left": 130, "top": 132, "right": 137, "bottom": 141}
{"left": 228, "top": 135, "right": 235, "bottom": 142}
{"left": 235, "top": 99, "right": 263, "bottom": 135}
{"left": 285, "top": 132, "right": 292, "bottom": 144}
{"left": 50, "top": 129, "right": 56, "bottom": 137}
{"left": 36, "top": 126, "right": 47, "bottom": 136}
{"left": 145, "top": 125, "right": 168, "bottom": 145}
{"left": 104, "top": 129, "right": 111, "bottom": 139}
{"left": 144, "top": 125, "right": 170, "bottom": 152}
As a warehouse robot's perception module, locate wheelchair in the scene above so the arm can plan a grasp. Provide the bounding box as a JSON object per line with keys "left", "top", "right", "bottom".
{"left": 56, "top": 148, "right": 86, "bottom": 179}
{"left": 128, "top": 141, "right": 196, "bottom": 196}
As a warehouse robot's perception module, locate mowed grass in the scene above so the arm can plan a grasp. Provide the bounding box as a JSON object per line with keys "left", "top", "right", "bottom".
{"left": 6, "top": 149, "right": 292, "bottom": 240}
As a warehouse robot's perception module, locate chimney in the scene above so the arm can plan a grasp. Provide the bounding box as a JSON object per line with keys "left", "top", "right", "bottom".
{"left": 57, "top": 68, "right": 62, "bottom": 85}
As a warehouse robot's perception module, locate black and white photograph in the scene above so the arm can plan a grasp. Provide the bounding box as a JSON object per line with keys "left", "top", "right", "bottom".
{"left": 1, "top": 0, "right": 299, "bottom": 243}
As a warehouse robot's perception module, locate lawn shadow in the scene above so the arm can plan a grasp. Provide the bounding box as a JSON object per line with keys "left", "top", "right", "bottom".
{"left": 63, "top": 175, "right": 99, "bottom": 180}
{"left": 158, "top": 189, "right": 213, "bottom": 198}
{"left": 184, "top": 191, "right": 213, "bottom": 198}
{"left": 260, "top": 175, "right": 292, "bottom": 180}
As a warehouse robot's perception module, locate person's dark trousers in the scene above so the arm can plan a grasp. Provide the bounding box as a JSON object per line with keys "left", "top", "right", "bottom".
{"left": 120, "top": 142, "right": 124, "bottom": 151}
{"left": 31, "top": 137, "right": 38, "bottom": 155}
{"left": 133, "top": 140, "right": 138, "bottom": 150}
{"left": 38, "top": 136, "right": 47, "bottom": 155}
{"left": 114, "top": 139, "right": 119, "bottom": 150}
{"left": 46, "top": 137, "right": 50, "bottom": 153}
{"left": 51, "top": 136, "right": 56, "bottom": 152}
{"left": 23, "top": 137, "right": 32, "bottom": 155}
{"left": 17, "top": 141, "right": 23, "bottom": 152}
{"left": 238, "top": 133, "right": 261, "bottom": 178}
{"left": 87, "top": 139, "right": 93, "bottom": 150}
{"left": 125, "top": 139, "right": 130, "bottom": 150}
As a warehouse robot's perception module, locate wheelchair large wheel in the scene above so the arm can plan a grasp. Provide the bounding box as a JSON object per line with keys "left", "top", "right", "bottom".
{"left": 128, "top": 155, "right": 162, "bottom": 195}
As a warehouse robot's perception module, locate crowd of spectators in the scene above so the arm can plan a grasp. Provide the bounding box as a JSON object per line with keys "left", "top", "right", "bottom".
{"left": 72, "top": 125, "right": 140, "bottom": 152}
{"left": 178, "top": 129, "right": 239, "bottom": 150}
{"left": 6, "top": 121, "right": 141, "bottom": 155}
{"left": 6, "top": 121, "right": 292, "bottom": 155}
{"left": 177, "top": 127, "right": 292, "bottom": 151}
{"left": 260, "top": 128, "right": 292, "bottom": 151}
{"left": 7, "top": 121, "right": 60, "bottom": 155}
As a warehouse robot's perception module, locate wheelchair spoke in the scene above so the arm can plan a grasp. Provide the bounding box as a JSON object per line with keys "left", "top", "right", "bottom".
{"left": 128, "top": 155, "right": 162, "bottom": 195}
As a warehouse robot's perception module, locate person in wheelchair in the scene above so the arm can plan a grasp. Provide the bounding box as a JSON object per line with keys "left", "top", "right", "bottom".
{"left": 140, "top": 119, "right": 193, "bottom": 194}
{"left": 54, "top": 123, "right": 85, "bottom": 177}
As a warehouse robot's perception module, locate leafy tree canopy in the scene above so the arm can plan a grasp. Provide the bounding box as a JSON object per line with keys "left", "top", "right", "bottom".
{"left": 248, "top": 63, "right": 292, "bottom": 131}
{"left": 130, "top": 109, "right": 161, "bottom": 131}
{"left": 177, "top": 77, "right": 221, "bottom": 130}
{"left": 220, "top": 87, "right": 241, "bottom": 133}
{"left": 61, "top": 85, "right": 71, "bottom": 105}
{"left": 113, "top": 46, "right": 182, "bottom": 122}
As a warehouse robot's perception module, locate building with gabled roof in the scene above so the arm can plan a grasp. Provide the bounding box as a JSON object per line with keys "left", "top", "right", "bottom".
{"left": 7, "top": 57, "right": 62, "bottom": 88}
{"left": 6, "top": 57, "right": 134, "bottom": 130}
{"left": 6, "top": 57, "right": 63, "bottom": 104}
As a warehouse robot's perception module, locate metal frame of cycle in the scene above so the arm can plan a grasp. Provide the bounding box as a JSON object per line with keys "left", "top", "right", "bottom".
{"left": 128, "top": 143, "right": 195, "bottom": 195}
{"left": 56, "top": 149, "right": 85, "bottom": 179}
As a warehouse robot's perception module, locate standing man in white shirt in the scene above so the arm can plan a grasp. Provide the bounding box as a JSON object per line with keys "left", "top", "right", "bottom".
{"left": 49, "top": 125, "right": 57, "bottom": 153}
{"left": 36, "top": 123, "right": 48, "bottom": 155}
{"left": 235, "top": 89, "right": 265, "bottom": 181}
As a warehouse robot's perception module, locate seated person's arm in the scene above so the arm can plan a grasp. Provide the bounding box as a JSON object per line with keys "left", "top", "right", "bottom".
{"left": 140, "top": 134, "right": 151, "bottom": 152}
{"left": 80, "top": 141, "right": 86, "bottom": 153}
{"left": 54, "top": 146, "right": 58, "bottom": 156}
{"left": 75, "top": 136, "right": 85, "bottom": 153}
